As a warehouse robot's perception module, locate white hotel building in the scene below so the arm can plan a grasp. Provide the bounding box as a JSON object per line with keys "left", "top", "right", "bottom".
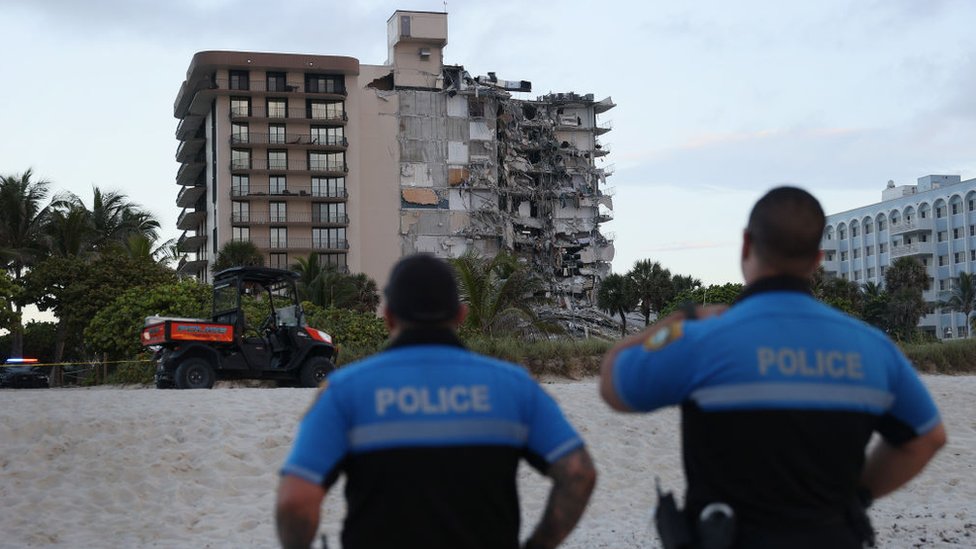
{"left": 822, "top": 174, "right": 976, "bottom": 340}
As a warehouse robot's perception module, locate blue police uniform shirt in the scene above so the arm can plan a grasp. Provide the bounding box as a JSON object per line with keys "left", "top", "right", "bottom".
{"left": 612, "top": 276, "right": 941, "bottom": 540}
{"left": 281, "top": 329, "right": 583, "bottom": 549}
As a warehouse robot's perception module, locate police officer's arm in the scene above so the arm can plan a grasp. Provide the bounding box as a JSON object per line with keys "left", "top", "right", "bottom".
{"left": 860, "top": 422, "right": 946, "bottom": 500}
{"left": 600, "top": 305, "right": 726, "bottom": 411}
{"left": 276, "top": 477, "right": 326, "bottom": 549}
{"left": 523, "top": 447, "right": 597, "bottom": 549}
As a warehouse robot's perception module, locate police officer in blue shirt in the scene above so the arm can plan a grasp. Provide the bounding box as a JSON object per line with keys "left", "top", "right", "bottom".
{"left": 600, "top": 187, "right": 947, "bottom": 548}
{"left": 276, "top": 253, "right": 596, "bottom": 549}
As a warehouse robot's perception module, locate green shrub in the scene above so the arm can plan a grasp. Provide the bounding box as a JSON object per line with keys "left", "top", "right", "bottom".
{"left": 902, "top": 338, "right": 976, "bottom": 374}
{"left": 301, "top": 302, "right": 388, "bottom": 364}
{"left": 104, "top": 358, "right": 156, "bottom": 385}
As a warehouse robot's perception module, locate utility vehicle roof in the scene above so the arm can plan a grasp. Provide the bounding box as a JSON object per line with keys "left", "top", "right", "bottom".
{"left": 212, "top": 267, "right": 300, "bottom": 286}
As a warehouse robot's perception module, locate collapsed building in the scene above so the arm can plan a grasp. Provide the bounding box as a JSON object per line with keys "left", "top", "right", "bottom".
{"left": 392, "top": 67, "right": 615, "bottom": 310}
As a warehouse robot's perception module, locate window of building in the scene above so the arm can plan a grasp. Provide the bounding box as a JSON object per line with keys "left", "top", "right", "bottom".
{"left": 231, "top": 149, "right": 250, "bottom": 170}
{"left": 839, "top": 228, "right": 847, "bottom": 239}
{"left": 841, "top": 251, "right": 848, "bottom": 261}
{"left": 922, "top": 258, "right": 930, "bottom": 267}
{"left": 270, "top": 202, "right": 286, "bottom": 223}
{"left": 867, "top": 267, "right": 875, "bottom": 278}
{"left": 956, "top": 252, "right": 964, "bottom": 264}
{"left": 954, "top": 228, "right": 962, "bottom": 239}
{"left": 267, "top": 71, "right": 287, "bottom": 92}
{"left": 307, "top": 100, "right": 343, "bottom": 120}
{"left": 919, "top": 234, "right": 928, "bottom": 243}
{"left": 305, "top": 74, "right": 344, "bottom": 94}
{"left": 309, "top": 152, "right": 344, "bottom": 171}
{"left": 937, "top": 206, "right": 946, "bottom": 218}
{"left": 229, "top": 70, "right": 249, "bottom": 90}
{"left": 270, "top": 253, "right": 288, "bottom": 268}
{"left": 231, "top": 123, "right": 249, "bottom": 144}
{"left": 232, "top": 226, "right": 249, "bottom": 241}
{"left": 938, "top": 231, "right": 948, "bottom": 242}
{"left": 971, "top": 249, "right": 976, "bottom": 261}
{"left": 880, "top": 266, "right": 886, "bottom": 276}
{"left": 971, "top": 225, "right": 976, "bottom": 236}
{"left": 866, "top": 245, "right": 874, "bottom": 256}
{"left": 851, "top": 225, "right": 859, "bottom": 237}
{"left": 267, "top": 98, "right": 287, "bottom": 118}
{"left": 940, "top": 279, "right": 948, "bottom": 291}
{"left": 270, "top": 175, "right": 287, "bottom": 195}
{"left": 232, "top": 201, "right": 249, "bottom": 223}
{"left": 230, "top": 97, "right": 250, "bottom": 117}
{"left": 878, "top": 219, "right": 886, "bottom": 231}
{"left": 840, "top": 273, "right": 848, "bottom": 281}
{"left": 270, "top": 227, "right": 287, "bottom": 248}
{"left": 853, "top": 271, "right": 861, "bottom": 281}
{"left": 879, "top": 242, "right": 887, "bottom": 253}
{"left": 232, "top": 175, "right": 249, "bottom": 196}
{"left": 268, "top": 150, "right": 287, "bottom": 170}
{"left": 939, "top": 255, "right": 948, "bottom": 266}
{"left": 269, "top": 124, "right": 286, "bottom": 145}
{"left": 313, "top": 202, "right": 346, "bottom": 223}
{"left": 970, "top": 199, "right": 975, "bottom": 212}
{"left": 313, "top": 227, "right": 346, "bottom": 249}
{"left": 824, "top": 251, "right": 835, "bottom": 261}
{"left": 310, "top": 126, "right": 344, "bottom": 145}
{"left": 311, "top": 177, "right": 345, "bottom": 198}
{"left": 952, "top": 203, "right": 960, "bottom": 215}
{"left": 864, "top": 223, "right": 873, "bottom": 234}
{"left": 319, "top": 253, "right": 347, "bottom": 272}
{"left": 919, "top": 209, "right": 927, "bottom": 219}
{"left": 853, "top": 248, "right": 861, "bottom": 259}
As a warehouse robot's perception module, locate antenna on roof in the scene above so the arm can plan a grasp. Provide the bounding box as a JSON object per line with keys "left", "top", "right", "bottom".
{"left": 443, "top": 1, "right": 448, "bottom": 12}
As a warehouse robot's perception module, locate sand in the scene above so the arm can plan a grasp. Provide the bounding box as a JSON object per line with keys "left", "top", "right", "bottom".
{"left": 0, "top": 376, "right": 973, "bottom": 548}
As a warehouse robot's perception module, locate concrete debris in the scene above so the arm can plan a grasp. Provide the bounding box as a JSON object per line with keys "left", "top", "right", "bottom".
{"left": 392, "top": 64, "right": 617, "bottom": 334}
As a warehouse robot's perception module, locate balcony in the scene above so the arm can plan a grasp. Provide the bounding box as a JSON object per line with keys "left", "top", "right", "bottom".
{"left": 230, "top": 107, "right": 347, "bottom": 124}
{"left": 230, "top": 159, "right": 348, "bottom": 175}
{"left": 890, "top": 218, "right": 934, "bottom": 236}
{"left": 177, "top": 209, "right": 207, "bottom": 230}
{"left": 176, "top": 137, "right": 206, "bottom": 163}
{"left": 594, "top": 120, "right": 613, "bottom": 135}
{"left": 230, "top": 133, "right": 347, "bottom": 149}
{"left": 207, "top": 76, "right": 346, "bottom": 96}
{"left": 245, "top": 237, "right": 349, "bottom": 252}
{"left": 890, "top": 242, "right": 935, "bottom": 259}
{"left": 821, "top": 240, "right": 838, "bottom": 252}
{"left": 176, "top": 185, "right": 206, "bottom": 208}
{"left": 231, "top": 185, "right": 347, "bottom": 200}
{"left": 176, "top": 114, "right": 205, "bottom": 140}
{"left": 176, "top": 162, "right": 205, "bottom": 186}
{"left": 592, "top": 143, "right": 610, "bottom": 157}
{"left": 177, "top": 256, "right": 208, "bottom": 276}
{"left": 177, "top": 231, "right": 208, "bottom": 252}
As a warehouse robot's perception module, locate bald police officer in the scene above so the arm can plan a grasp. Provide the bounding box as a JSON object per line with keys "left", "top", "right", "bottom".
{"left": 276, "top": 253, "right": 596, "bottom": 549}
{"left": 600, "top": 187, "right": 946, "bottom": 548}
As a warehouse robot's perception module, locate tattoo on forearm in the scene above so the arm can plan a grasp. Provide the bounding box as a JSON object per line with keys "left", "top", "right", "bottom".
{"left": 526, "top": 448, "right": 596, "bottom": 549}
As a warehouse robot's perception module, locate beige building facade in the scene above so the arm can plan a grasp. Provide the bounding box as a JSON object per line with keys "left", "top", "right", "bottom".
{"left": 174, "top": 10, "right": 613, "bottom": 307}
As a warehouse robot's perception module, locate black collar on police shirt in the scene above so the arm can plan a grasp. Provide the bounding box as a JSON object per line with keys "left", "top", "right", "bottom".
{"left": 387, "top": 326, "right": 466, "bottom": 350}
{"left": 734, "top": 275, "right": 813, "bottom": 304}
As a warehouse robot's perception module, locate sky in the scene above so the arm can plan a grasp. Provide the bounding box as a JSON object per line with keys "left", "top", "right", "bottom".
{"left": 1, "top": 0, "right": 975, "bottom": 287}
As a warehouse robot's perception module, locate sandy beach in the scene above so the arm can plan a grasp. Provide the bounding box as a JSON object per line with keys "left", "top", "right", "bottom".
{"left": 1, "top": 375, "right": 973, "bottom": 548}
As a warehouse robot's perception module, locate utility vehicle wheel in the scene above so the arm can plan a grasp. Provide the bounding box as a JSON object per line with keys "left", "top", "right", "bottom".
{"left": 300, "top": 357, "right": 335, "bottom": 388}
{"left": 174, "top": 359, "right": 216, "bottom": 389}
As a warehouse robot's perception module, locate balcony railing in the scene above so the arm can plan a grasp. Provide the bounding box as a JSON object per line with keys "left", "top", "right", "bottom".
{"left": 890, "top": 242, "right": 935, "bottom": 258}
{"left": 231, "top": 213, "right": 348, "bottom": 225}
{"left": 230, "top": 159, "right": 347, "bottom": 173}
{"left": 211, "top": 76, "right": 347, "bottom": 96}
{"left": 241, "top": 237, "right": 349, "bottom": 251}
{"left": 230, "top": 107, "right": 347, "bottom": 122}
{"left": 231, "top": 133, "right": 348, "bottom": 147}
{"left": 231, "top": 185, "right": 347, "bottom": 199}
{"left": 889, "top": 218, "right": 934, "bottom": 235}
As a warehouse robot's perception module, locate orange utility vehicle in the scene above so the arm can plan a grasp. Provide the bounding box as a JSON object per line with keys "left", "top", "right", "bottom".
{"left": 142, "top": 267, "right": 337, "bottom": 389}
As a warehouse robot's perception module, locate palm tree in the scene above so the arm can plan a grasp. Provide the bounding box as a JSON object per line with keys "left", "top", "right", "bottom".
{"left": 0, "top": 169, "right": 51, "bottom": 278}
{"left": 212, "top": 240, "right": 264, "bottom": 273}
{"left": 884, "top": 257, "right": 928, "bottom": 341}
{"left": 940, "top": 271, "right": 976, "bottom": 338}
{"left": 450, "top": 251, "right": 541, "bottom": 336}
{"left": 123, "top": 234, "right": 178, "bottom": 266}
{"left": 0, "top": 169, "right": 51, "bottom": 357}
{"left": 49, "top": 187, "right": 160, "bottom": 254}
{"left": 597, "top": 273, "right": 638, "bottom": 337}
{"left": 628, "top": 260, "right": 673, "bottom": 326}
{"left": 292, "top": 253, "right": 328, "bottom": 306}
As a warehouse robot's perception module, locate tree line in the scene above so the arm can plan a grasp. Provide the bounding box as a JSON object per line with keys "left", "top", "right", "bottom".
{"left": 596, "top": 256, "right": 951, "bottom": 342}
